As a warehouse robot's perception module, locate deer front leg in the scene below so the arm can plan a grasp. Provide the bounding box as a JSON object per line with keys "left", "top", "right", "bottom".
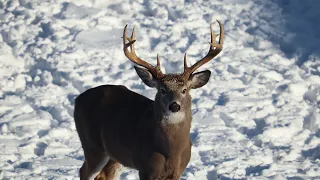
{"left": 139, "top": 171, "right": 166, "bottom": 180}
{"left": 138, "top": 152, "right": 166, "bottom": 180}
{"left": 178, "top": 140, "right": 192, "bottom": 178}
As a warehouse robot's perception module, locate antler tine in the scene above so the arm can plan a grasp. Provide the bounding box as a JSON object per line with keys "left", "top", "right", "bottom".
{"left": 183, "top": 20, "right": 224, "bottom": 77}
{"left": 217, "top": 20, "right": 224, "bottom": 45}
{"left": 123, "top": 25, "right": 164, "bottom": 78}
{"left": 184, "top": 53, "right": 188, "bottom": 71}
{"left": 129, "top": 25, "right": 138, "bottom": 58}
{"left": 156, "top": 54, "right": 161, "bottom": 70}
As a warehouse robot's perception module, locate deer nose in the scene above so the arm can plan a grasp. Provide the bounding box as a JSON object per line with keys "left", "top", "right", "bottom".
{"left": 169, "top": 102, "right": 180, "bottom": 113}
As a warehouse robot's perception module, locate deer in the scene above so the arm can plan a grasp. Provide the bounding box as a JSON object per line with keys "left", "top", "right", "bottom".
{"left": 74, "top": 20, "right": 224, "bottom": 180}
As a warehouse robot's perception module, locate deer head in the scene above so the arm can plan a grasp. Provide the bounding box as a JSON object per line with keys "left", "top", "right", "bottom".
{"left": 123, "top": 21, "right": 224, "bottom": 123}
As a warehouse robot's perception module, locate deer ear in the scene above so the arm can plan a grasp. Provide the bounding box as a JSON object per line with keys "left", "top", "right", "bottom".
{"left": 188, "top": 70, "right": 211, "bottom": 89}
{"left": 134, "top": 66, "right": 157, "bottom": 88}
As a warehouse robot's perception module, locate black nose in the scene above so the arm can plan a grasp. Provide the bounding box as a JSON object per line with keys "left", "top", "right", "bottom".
{"left": 169, "top": 102, "right": 180, "bottom": 112}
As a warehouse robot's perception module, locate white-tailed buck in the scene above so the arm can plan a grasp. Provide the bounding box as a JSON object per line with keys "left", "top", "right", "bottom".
{"left": 74, "top": 20, "right": 224, "bottom": 180}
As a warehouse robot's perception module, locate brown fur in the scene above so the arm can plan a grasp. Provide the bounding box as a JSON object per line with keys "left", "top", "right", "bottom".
{"left": 75, "top": 73, "right": 196, "bottom": 180}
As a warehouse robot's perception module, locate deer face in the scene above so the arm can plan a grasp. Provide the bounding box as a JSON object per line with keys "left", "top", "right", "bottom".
{"left": 134, "top": 66, "right": 211, "bottom": 117}
{"left": 123, "top": 21, "right": 223, "bottom": 123}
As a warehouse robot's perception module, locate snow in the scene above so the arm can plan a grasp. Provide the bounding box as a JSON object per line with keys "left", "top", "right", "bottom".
{"left": 0, "top": 0, "right": 319, "bottom": 179}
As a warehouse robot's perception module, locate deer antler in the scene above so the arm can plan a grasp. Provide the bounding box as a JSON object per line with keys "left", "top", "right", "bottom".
{"left": 183, "top": 20, "right": 224, "bottom": 78}
{"left": 123, "top": 25, "right": 164, "bottom": 78}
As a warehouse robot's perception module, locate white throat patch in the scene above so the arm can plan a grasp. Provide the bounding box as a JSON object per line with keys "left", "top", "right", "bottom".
{"left": 163, "top": 112, "right": 185, "bottom": 125}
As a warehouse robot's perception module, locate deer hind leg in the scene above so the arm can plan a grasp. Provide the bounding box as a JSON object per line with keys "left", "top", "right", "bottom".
{"left": 94, "top": 160, "right": 123, "bottom": 180}
{"left": 80, "top": 152, "right": 110, "bottom": 180}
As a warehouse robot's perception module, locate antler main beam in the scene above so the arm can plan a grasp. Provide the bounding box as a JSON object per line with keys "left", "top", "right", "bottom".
{"left": 123, "top": 25, "right": 164, "bottom": 78}
{"left": 184, "top": 20, "right": 224, "bottom": 77}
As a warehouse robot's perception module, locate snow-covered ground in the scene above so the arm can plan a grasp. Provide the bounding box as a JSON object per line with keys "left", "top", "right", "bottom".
{"left": 0, "top": 0, "right": 319, "bottom": 179}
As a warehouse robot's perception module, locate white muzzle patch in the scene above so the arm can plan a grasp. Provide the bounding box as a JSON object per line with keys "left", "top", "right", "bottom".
{"left": 163, "top": 112, "right": 185, "bottom": 125}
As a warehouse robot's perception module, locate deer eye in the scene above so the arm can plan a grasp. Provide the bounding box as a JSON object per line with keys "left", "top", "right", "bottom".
{"left": 160, "top": 88, "right": 166, "bottom": 95}
{"left": 182, "top": 88, "right": 187, "bottom": 94}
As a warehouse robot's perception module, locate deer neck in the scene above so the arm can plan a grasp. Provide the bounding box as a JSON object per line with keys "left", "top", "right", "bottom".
{"left": 151, "top": 99, "right": 192, "bottom": 156}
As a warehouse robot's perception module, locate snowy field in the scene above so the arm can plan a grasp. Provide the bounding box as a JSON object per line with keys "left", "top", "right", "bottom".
{"left": 0, "top": 0, "right": 320, "bottom": 179}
